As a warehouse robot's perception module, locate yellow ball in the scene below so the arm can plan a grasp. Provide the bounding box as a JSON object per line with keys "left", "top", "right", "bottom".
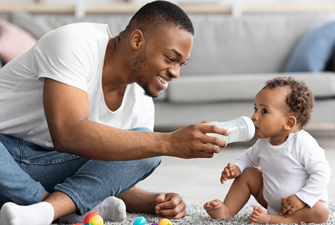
{"left": 89, "top": 215, "right": 104, "bottom": 225}
{"left": 158, "top": 218, "right": 172, "bottom": 225}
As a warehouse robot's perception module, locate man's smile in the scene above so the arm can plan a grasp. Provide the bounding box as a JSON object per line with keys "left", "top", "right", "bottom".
{"left": 157, "top": 75, "right": 168, "bottom": 85}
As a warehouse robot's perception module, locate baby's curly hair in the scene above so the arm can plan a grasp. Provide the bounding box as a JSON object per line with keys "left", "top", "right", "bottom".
{"left": 264, "top": 77, "right": 314, "bottom": 129}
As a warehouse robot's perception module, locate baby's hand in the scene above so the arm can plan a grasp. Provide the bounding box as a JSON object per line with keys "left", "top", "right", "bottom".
{"left": 280, "top": 194, "right": 306, "bottom": 217}
{"left": 220, "top": 163, "right": 240, "bottom": 184}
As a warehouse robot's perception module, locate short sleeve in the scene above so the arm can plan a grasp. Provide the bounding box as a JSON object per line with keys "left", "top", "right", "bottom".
{"left": 33, "top": 25, "right": 96, "bottom": 92}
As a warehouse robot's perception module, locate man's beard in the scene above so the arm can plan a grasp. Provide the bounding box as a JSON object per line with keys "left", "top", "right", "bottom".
{"left": 132, "top": 52, "right": 159, "bottom": 98}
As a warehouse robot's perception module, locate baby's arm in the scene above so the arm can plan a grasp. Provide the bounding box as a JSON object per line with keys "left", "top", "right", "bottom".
{"left": 220, "top": 163, "right": 241, "bottom": 184}
{"left": 280, "top": 194, "right": 306, "bottom": 217}
{"left": 222, "top": 141, "right": 260, "bottom": 184}
{"left": 293, "top": 134, "right": 331, "bottom": 211}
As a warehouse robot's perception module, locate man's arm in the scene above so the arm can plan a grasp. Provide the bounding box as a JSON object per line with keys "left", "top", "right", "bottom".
{"left": 43, "top": 78, "right": 228, "bottom": 161}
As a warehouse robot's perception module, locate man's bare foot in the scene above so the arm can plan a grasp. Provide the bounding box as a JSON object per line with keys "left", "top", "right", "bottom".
{"left": 203, "top": 199, "right": 232, "bottom": 219}
{"left": 250, "top": 205, "right": 271, "bottom": 224}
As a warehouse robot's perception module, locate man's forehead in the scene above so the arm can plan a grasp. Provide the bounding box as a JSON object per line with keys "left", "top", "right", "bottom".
{"left": 149, "top": 27, "right": 192, "bottom": 53}
{"left": 166, "top": 48, "right": 182, "bottom": 57}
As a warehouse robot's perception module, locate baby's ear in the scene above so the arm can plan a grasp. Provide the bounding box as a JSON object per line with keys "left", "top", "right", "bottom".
{"left": 284, "top": 116, "right": 297, "bottom": 130}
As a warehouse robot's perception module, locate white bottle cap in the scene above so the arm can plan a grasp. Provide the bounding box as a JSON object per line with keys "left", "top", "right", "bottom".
{"left": 240, "top": 116, "right": 255, "bottom": 141}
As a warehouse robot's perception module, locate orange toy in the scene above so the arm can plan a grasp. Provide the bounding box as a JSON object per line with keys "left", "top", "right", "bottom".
{"left": 73, "top": 212, "right": 104, "bottom": 225}
{"left": 158, "top": 218, "right": 172, "bottom": 225}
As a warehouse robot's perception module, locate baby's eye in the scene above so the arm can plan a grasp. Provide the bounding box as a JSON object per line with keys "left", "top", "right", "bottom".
{"left": 261, "top": 109, "right": 268, "bottom": 114}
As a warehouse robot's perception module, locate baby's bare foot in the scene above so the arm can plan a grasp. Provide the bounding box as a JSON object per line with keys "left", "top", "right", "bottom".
{"left": 204, "top": 199, "right": 232, "bottom": 219}
{"left": 250, "top": 205, "right": 271, "bottom": 224}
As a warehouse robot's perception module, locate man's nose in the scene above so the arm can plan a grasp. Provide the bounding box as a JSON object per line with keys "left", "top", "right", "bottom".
{"left": 168, "top": 65, "right": 180, "bottom": 79}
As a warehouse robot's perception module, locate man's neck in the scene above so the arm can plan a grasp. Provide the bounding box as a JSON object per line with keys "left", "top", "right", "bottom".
{"left": 102, "top": 37, "right": 131, "bottom": 92}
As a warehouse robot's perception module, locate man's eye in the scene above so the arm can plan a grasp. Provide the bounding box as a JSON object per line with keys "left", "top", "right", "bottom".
{"left": 166, "top": 56, "right": 175, "bottom": 62}
{"left": 254, "top": 107, "right": 257, "bottom": 112}
{"left": 180, "top": 62, "right": 187, "bottom": 67}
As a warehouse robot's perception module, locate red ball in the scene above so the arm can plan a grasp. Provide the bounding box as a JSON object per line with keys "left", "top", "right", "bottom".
{"left": 84, "top": 212, "right": 100, "bottom": 224}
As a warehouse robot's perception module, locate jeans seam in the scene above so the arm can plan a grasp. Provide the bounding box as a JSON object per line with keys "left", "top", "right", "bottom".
{"left": 21, "top": 155, "right": 81, "bottom": 165}
{"left": 14, "top": 143, "right": 81, "bottom": 165}
{"left": 18, "top": 139, "right": 24, "bottom": 169}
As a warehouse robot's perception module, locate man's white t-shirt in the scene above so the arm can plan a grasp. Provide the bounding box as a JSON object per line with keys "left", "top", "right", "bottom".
{"left": 0, "top": 23, "right": 155, "bottom": 149}
{"left": 233, "top": 130, "right": 331, "bottom": 215}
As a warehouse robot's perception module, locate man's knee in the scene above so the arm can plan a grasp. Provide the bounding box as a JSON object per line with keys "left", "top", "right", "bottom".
{"left": 129, "top": 127, "right": 153, "bottom": 132}
{"left": 141, "top": 156, "right": 162, "bottom": 172}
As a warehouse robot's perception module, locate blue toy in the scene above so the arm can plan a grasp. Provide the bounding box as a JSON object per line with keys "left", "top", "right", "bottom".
{"left": 131, "top": 216, "right": 148, "bottom": 225}
{"left": 131, "top": 217, "right": 172, "bottom": 225}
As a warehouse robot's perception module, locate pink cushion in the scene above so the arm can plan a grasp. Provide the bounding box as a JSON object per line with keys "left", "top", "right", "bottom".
{"left": 0, "top": 19, "right": 36, "bottom": 63}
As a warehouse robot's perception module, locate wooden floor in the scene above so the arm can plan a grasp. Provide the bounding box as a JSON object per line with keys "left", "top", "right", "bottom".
{"left": 137, "top": 132, "right": 335, "bottom": 205}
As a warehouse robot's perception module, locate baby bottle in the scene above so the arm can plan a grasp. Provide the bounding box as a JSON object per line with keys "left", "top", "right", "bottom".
{"left": 207, "top": 116, "right": 255, "bottom": 144}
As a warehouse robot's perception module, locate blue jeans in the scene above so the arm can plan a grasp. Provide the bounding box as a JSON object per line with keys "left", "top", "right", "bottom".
{"left": 0, "top": 128, "right": 161, "bottom": 214}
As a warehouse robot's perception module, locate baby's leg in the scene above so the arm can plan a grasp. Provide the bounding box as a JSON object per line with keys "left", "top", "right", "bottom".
{"left": 204, "top": 168, "right": 266, "bottom": 219}
{"left": 250, "top": 201, "right": 328, "bottom": 224}
{"left": 204, "top": 199, "right": 230, "bottom": 219}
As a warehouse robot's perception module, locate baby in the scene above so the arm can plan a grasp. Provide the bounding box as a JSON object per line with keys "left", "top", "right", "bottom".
{"left": 204, "top": 77, "right": 331, "bottom": 224}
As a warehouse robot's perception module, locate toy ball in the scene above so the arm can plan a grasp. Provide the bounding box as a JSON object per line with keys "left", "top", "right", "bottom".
{"left": 131, "top": 216, "right": 147, "bottom": 225}
{"left": 158, "top": 218, "right": 173, "bottom": 225}
{"left": 83, "top": 212, "right": 104, "bottom": 225}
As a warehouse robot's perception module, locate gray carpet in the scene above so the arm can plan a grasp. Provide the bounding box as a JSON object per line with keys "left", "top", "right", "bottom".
{"left": 56, "top": 201, "right": 335, "bottom": 225}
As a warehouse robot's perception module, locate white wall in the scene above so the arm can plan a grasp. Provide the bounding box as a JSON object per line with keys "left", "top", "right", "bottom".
{"left": 1, "top": 0, "right": 335, "bottom": 4}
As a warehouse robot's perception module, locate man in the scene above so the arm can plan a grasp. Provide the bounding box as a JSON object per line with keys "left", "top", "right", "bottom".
{"left": 0, "top": 1, "right": 228, "bottom": 224}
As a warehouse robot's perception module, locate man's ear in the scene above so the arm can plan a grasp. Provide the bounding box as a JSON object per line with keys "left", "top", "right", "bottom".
{"left": 130, "top": 29, "right": 144, "bottom": 50}
{"left": 284, "top": 116, "right": 297, "bottom": 130}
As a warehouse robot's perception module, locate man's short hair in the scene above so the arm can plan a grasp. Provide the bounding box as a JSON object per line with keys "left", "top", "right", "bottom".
{"left": 127, "top": 0, "right": 194, "bottom": 36}
{"left": 264, "top": 77, "right": 314, "bottom": 129}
